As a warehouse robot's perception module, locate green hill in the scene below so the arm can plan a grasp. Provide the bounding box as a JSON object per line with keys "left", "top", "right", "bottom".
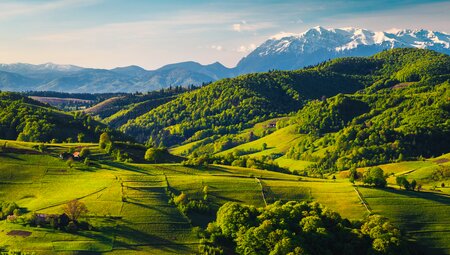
{"left": 285, "top": 49, "right": 450, "bottom": 172}
{"left": 164, "top": 49, "right": 449, "bottom": 173}
{"left": 83, "top": 86, "right": 192, "bottom": 120}
{"left": 121, "top": 65, "right": 370, "bottom": 146}
{"left": 0, "top": 92, "right": 125, "bottom": 143}
{"left": 120, "top": 49, "right": 449, "bottom": 155}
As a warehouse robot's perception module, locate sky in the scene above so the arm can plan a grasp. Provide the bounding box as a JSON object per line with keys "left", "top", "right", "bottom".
{"left": 0, "top": 0, "right": 449, "bottom": 69}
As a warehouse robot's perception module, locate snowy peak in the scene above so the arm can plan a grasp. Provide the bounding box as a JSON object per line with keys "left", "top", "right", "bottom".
{"left": 0, "top": 62, "right": 83, "bottom": 75}
{"left": 260, "top": 27, "right": 449, "bottom": 56}
{"left": 236, "top": 27, "right": 450, "bottom": 73}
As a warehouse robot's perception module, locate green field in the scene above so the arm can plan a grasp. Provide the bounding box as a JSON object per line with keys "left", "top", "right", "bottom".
{"left": 216, "top": 125, "right": 303, "bottom": 157}
{"left": 358, "top": 187, "right": 450, "bottom": 254}
{"left": 0, "top": 140, "right": 449, "bottom": 254}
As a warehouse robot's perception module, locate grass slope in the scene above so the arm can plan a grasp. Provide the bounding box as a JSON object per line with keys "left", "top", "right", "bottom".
{"left": 0, "top": 140, "right": 448, "bottom": 254}
{"left": 215, "top": 125, "right": 303, "bottom": 157}
{"left": 0, "top": 140, "right": 366, "bottom": 254}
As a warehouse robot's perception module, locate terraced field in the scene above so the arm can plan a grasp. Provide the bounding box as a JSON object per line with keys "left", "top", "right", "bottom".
{"left": 358, "top": 187, "right": 450, "bottom": 254}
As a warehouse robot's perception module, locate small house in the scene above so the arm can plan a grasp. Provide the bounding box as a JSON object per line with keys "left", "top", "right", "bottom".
{"left": 267, "top": 122, "right": 277, "bottom": 128}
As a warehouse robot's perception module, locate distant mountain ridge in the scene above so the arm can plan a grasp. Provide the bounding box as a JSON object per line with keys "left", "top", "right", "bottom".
{"left": 0, "top": 27, "right": 449, "bottom": 93}
{"left": 0, "top": 61, "right": 235, "bottom": 93}
{"left": 236, "top": 26, "right": 450, "bottom": 73}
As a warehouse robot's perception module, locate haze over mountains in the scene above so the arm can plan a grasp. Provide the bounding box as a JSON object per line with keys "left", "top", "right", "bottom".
{"left": 1, "top": 26, "right": 449, "bottom": 93}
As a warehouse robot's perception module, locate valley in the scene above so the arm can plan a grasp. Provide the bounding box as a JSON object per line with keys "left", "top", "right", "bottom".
{"left": 0, "top": 48, "right": 449, "bottom": 254}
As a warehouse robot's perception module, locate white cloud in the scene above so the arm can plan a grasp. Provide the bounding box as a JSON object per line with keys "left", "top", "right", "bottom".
{"left": 231, "top": 21, "right": 275, "bottom": 32}
{"left": 210, "top": 45, "right": 224, "bottom": 51}
{"left": 0, "top": 0, "right": 100, "bottom": 20}
{"left": 237, "top": 43, "right": 257, "bottom": 53}
{"left": 31, "top": 11, "right": 247, "bottom": 43}
{"left": 232, "top": 23, "right": 243, "bottom": 32}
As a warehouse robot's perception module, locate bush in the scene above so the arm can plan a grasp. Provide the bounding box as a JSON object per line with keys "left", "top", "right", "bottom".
{"left": 144, "top": 148, "right": 167, "bottom": 163}
{"left": 0, "top": 201, "right": 20, "bottom": 219}
{"left": 79, "top": 148, "right": 91, "bottom": 158}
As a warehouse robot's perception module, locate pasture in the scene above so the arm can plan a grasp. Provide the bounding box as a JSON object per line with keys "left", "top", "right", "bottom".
{"left": 0, "top": 140, "right": 448, "bottom": 254}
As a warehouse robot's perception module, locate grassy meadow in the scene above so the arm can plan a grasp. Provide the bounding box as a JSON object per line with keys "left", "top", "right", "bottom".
{"left": 0, "top": 140, "right": 449, "bottom": 254}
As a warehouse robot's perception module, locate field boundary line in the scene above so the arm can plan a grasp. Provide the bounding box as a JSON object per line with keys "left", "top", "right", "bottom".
{"left": 255, "top": 177, "right": 268, "bottom": 207}
{"left": 353, "top": 186, "right": 371, "bottom": 213}
{"left": 35, "top": 186, "right": 108, "bottom": 212}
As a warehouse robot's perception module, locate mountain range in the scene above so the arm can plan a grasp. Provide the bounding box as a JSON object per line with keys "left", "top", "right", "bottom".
{"left": 1, "top": 27, "right": 449, "bottom": 93}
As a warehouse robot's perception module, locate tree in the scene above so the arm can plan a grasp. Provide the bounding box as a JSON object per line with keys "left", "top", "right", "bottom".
{"left": 349, "top": 167, "right": 358, "bottom": 184}
{"left": 261, "top": 143, "right": 267, "bottom": 151}
{"left": 66, "top": 158, "right": 74, "bottom": 168}
{"left": 84, "top": 157, "right": 90, "bottom": 166}
{"left": 402, "top": 180, "right": 410, "bottom": 190}
{"left": 216, "top": 202, "right": 258, "bottom": 239}
{"left": 144, "top": 148, "right": 165, "bottom": 163}
{"left": 77, "top": 133, "right": 85, "bottom": 143}
{"left": 62, "top": 200, "right": 88, "bottom": 222}
{"left": 360, "top": 215, "right": 403, "bottom": 254}
{"left": 363, "top": 167, "right": 387, "bottom": 188}
{"left": 38, "top": 143, "right": 46, "bottom": 152}
{"left": 410, "top": 180, "right": 417, "bottom": 191}
{"left": 203, "top": 185, "right": 209, "bottom": 201}
{"left": 396, "top": 176, "right": 406, "bottom": 189}
{"left": 174, "top": 192, "right": 187, "bottom": 205}
{"left": 99, "top": 132, "right": 110, "bottom": 149}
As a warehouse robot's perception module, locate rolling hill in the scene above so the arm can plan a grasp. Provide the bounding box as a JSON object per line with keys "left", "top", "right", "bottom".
{"left": 120, "top": 48, "right": 449, "bottom": 153}
{"left": 0, "top": 92, "right": 125, "bottom": 143}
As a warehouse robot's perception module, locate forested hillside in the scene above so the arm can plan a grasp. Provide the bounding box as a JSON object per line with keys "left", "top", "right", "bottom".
{"left": 0, "top": 92, "right": 124, "bottom": 143}
{"left": 121, "top": 65, "right": 370, "bottom": 146}
{"left": 120, "top": 48, "right": 449, "bottom": 153}
{"left": 286, "top": 49, "right": 450, "bottom": 171}
{"left": 83, "top": 86, "right": 196, "bottom": 120}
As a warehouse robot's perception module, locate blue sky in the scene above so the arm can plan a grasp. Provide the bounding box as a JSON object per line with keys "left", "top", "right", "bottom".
{"left": 1, "top": 0, "right": 449, "bottom": 69}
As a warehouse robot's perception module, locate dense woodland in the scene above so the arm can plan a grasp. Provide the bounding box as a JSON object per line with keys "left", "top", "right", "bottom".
{"left": 121, "top": 67, "right": 369, "bottom": 146}
{"left": 200, "top": 201, "right": 409, "bottom": 255}
{"left": 0, "top": 92, "right": 125, "bottom": 143}
{"left": 119, "top": 50, "right": 446, "bottom": 154}
{"left": 288, "top": 49, "right": 450, "bottom": 172}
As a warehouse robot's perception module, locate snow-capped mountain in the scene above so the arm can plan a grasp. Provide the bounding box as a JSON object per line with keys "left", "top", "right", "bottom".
{"left": 0, "top": 26, "right": 449, "bottom": 93}
{"left": 236, "top": 26, "right": 450, "bottom": 73}
{"left": 0, "top": 62, "right": 83, "bottom": 75}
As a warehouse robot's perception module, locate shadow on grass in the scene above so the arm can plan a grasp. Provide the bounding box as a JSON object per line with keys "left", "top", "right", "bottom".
{"left": 123, "top": 201, "right": 184, "bottom": 220}
{"left": 187, "top": 211, "right": 215, "bottom": 229}
{"left": 101, "top": 161, "right": 150, "bottom": 175}
{"left": 367, "top": 186, "right": 450, "bottom": 206}
{"left": 72, "top": 218, "right": 196, "bottom": 253}
{"left": 0, "top": 153, "right": 25, "bottom": 161}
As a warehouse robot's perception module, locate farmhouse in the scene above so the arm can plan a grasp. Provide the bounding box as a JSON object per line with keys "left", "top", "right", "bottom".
{"left": 73, "top": 151, "right": 80, "bottom": 158}
{"left": 267, "top": 121, "right": 277, "bottom": 128}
